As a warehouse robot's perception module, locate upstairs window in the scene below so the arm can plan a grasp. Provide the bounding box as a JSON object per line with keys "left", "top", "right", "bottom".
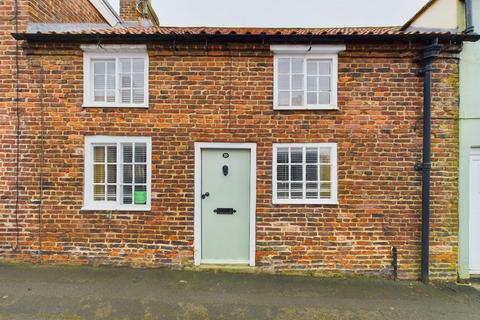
{"left": 272, "top": 143, "right": 338, "bottom": 205}
{"left": 83, "top": 136, "right": 152, "bottom": 211}
{"left": 271, "top": 45, "right": 345, "bottom": 110}
{"left": 82, "top": 45, "right": 148, "bottom": 108}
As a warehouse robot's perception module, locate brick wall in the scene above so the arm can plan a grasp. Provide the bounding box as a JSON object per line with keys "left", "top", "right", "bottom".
{"left": 0, "top": 40, "right": 460, "bottom": 280}
{"left": 28, "top": 0, "right": 106, "bottom": 23}
{"left": 0, "top": 0, "right": 105, "bottom": 260}
{"left": 120, "top": 0, "right": 142, "bottom": 21}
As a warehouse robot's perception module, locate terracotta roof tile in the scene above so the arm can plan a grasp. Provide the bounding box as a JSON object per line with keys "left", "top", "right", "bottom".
{"left": 31, "top": 25, "right": 459, "bottom": 37}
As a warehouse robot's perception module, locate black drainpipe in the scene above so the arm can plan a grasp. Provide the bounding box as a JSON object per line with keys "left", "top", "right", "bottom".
{"left": 419, "top": 38, "right": 442, "bottom": 284}
{"left": 465, "top": 0, "right": 475, "bottom": 34}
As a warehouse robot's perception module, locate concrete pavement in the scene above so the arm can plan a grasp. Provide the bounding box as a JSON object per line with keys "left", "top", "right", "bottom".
{"left": 0, "top": 264, "right": 479, "bottom": 320}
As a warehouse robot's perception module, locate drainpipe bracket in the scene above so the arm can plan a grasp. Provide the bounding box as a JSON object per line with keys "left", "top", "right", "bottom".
{"left": 414, "top": 162, "right": 423, "bottom": 171}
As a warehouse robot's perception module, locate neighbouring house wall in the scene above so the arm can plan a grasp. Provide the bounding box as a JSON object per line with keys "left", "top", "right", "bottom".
{"left": 0, "top": 41, "right": 460, "bottom": 280}
{"left": 28, "top": 0, "right": 106, "bottom": 23}
{"left": 409, "top": 0, "right": 465, "bottom": 31}
{"left": 0, "top": 0, "right": 107, "bottom": 259}
{"left": 458, "top": 0, "right": 480, "bottom": 280}
{"left": 0, "top": 0, "right": 29, "bottom": 258}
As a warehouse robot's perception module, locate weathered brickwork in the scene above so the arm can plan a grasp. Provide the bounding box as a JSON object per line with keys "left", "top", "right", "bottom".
{"left": 120, "top": 0, "right": 142, "bottom": 21}
{"left": 28, "top": 0, "right": 106, "bottom": 24}
{"left": 0, "top": 38, "right": 460, "bottom": 280}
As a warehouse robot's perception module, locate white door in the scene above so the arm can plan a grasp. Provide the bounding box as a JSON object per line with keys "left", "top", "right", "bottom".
{"left": 470, "top": 152, "right": 480, "bottom": 274}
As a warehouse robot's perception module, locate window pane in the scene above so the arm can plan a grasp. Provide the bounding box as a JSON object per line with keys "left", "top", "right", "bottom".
{"left": 107, "top": 185, "right": 116, "bottom": 201}
{"left": 123, "top": 164, "right": 132, "bottom": 183}
{"left": 106, "top": 90, "right": 116, "bottom": 103}
{"left": 94, "top": 146, "right": 105, "bottom": 162}
{"left": 93, "top": 62, "right": 104, "bottom": 75}
{"left": 306, "top": 165, "right": 318, "bottom": 181}
{"left": 318, "top": 62, "right": 331, "bottom": 75}
{"left": 307, "top": 92, "right": 317, "bottom": 105}
{"left": 94, "top": 75, "right": 105, "bottom": 90}
{"left": 106, "top": 74, "right": 115, "bottom": 90}
{"left": 135, "top": 144, "right": 147, "bottom": 162}
{"left": 133, "top": 90, "right": 144, "bottom": 104}
{"left": 277, "top": 182, "right": 289, "bottom": 199}
{"left": 94, "top": 164, "right": 105, "bottom": 183}
{"left": 306, "top": 148, "right": 318, "bottom": 163}
{"left": 319, "top": 148, "right": 331, "bottom": 163}
{"left": 123, "top": 144, "right": 133, "bottom": 163}
{"left": 107, "top": 146, "right": 116, "bottom": 163}
{"left": 292, "top": 75, "right": 303, "bottom": 90}
{"left": 320, "top": 164, "right": 331, "bottom": 181}
{"left": 307, "top": 76, "right": 317, "bottom": 91}
{"left": 120, "top": 58, "right": 131, "bottom": 73}
{"left": 123, "top": 185, "right": 132, "bottom": 204}
{"left": 318, "top": 92, "right": 330, "bottom": 104}
{"left": 278, "top": 75, "right": 289, "bottom": 90}
{"left": 291, "top": 148, "right": 303, "bottom": 163}
{"left": 278, "top": 58, "right": 290, "bottom": 73}
{"left": 132, "top": 73, "right": 144, "bottom": 89}
{"left": 132, "top": 58, "right": 144, "bottom": 72}
{"left": 94, "top": 185, "right": 105, "bottom": 201}
{"left": 291, "top": 165, "right": 303, "bottom": 181}
{"left": 134, "top": 164, "right": 147, "bottom": 184}
{"left": 94, "top": 90, "right": 105, "bottom": 102}
{"left": 278, "top": 91, "right": 289, "bottom": 106}
{"left": 106, "top": 62, "right": 115, "bottom": 75}
{"left": 277, "top": 148, "right": 289, "bottom": 163}
{"left": 307, "top": 62, "right": 317, "bottom": 75}
{"left": 121, "top": 75, "right": 132, "bottom": 89}
{"left": 291, "top": 91, "right": 303, "bottom": 106}
{"left": 107, "top": 164, "right": 116, "bottom": 183}
{"left": 320, "top": 182, "right": 331, "bottom": 199}
{"left": 121, "top": 89, "right": 132, "bottom": 104}
{"left": 318, "top": 76, "right": 330, "bottom": 91}
{"left": 291, "top": 58, "right": 303, "bottom": 73}
{"left": 306, "top": 182, "right": 319, "bottom": 199}
{"left": 291, "top": 183, "right": 303, "bottom": 199}
{"left": 277, "top": 165, "right": 289, "bottom": 181}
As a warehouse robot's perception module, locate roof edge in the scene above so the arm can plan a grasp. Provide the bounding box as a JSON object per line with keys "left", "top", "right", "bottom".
{"left": 12, "top": 31, "right": 480, "bottom": 43}
{"left": 401, "top": 0, "right": 438, "bottom": 31}
{"left": 88, "top": 0, "right": 122, "bottom": 26}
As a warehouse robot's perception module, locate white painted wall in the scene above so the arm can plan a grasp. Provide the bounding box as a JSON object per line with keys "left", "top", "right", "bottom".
{"left": 409, "top": 0, "right": 464, "bottom": 30}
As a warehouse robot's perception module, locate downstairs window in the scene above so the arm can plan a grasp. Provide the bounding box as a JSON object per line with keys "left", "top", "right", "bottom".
{"left": 83, "top": 136, "right": 152, "bottom": 211}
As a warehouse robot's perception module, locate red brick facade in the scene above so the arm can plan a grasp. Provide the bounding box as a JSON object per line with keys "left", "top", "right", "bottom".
{"left": 0, "top": 37, "right": 461, "bottom": 280}
{"left": 28, "top": 0, "right": 106, "bottom": 24}
{"left": 0, "top": 2, "right": 461, "bottom": 281}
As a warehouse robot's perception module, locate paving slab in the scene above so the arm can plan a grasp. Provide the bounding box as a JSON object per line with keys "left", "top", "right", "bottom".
{"left": 0, "top": 264, "right": 479, "bottom": 320}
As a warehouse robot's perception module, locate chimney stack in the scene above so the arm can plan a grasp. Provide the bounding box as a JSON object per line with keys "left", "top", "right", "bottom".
{"left": 119, "top": 0, "right": 159, "bottom": 26}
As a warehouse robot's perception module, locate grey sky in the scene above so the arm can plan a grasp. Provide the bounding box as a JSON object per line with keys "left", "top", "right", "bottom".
{"left": 109, "top": 0, "right": 428, "bottom": 27}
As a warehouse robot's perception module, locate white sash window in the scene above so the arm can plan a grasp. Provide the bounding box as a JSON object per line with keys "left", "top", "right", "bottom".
{"left": 82, "top": 45, "right": 149, "bottom": 108}
{"left": 83, "top": 136, "right": 152, "bottom": 211}
{"left": 273, "top": 143, "right": 338, "bottom": 204}
{"left": 271, "top": 45, "right": 345, "bottom": 110}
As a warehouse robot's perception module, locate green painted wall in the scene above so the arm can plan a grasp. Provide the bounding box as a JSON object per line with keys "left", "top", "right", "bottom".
{"left": 458, "top": 0, "right": 480, "bottom": 279}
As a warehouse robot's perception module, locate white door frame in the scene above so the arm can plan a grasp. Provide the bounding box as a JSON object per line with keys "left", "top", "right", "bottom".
{"left": 194, "top": 142, "right": 257, "bottom": 266}
{"left": 469, "top": 148, "right": 480, "bottom": 274}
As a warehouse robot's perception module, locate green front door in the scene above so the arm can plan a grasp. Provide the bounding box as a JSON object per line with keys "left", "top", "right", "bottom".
{"left": 201, "top": 148, "right": 250, "bottom": 263}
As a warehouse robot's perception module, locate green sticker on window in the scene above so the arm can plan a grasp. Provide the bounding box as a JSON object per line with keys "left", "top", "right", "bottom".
{"left": 134, "top": 191, "right": 147, "bottom": 204}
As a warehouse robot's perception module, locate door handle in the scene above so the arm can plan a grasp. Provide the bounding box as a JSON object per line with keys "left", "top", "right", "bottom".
{"left": 201, "top": 192, "right": 210, "bottom": 199}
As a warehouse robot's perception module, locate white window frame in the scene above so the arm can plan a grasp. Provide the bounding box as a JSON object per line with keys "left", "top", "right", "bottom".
{"left": 82, "top": 136, "right": 152, "bottom": 211}
{"left": 272, "top": 143, "right": 338, "bottom": 205}
{"left": 82, "top": 44, "right": 149, "bottom": 108}
{"left": 271, "top": 45, "right": 345, "bottom": 110}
